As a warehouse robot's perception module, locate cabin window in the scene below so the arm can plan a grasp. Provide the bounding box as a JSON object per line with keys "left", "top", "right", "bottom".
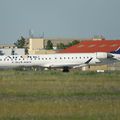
{"left": 0, "top": 59, "right": 2, "bottom": 61}
{"left": 60, "top": 57, "right": 62, "bottom": 59}
{"left": 76, "top": 57, "right": 77, "bottom": 59}
{"left": 49, "top": 58, "right": 51, "bottom": 60}
{"left": 79, "top": 57, "right": 81, "bottom": 59}
{"left": 45, "top": 58, "right": 47, "bottom": 60}
{"left": 68, "top": 57, "right": 70, "bottom": 59}
{"left": 84, "top": 57, "right": 85, "bottom": 59}
{"left": 72, "top": 57, "right": 74, "bottom": 59}
{"left": 55, "top": 57, "right": 57, "bottom": 59}
{"left": 64, "top": 57, "right": 66, "bottom": 59}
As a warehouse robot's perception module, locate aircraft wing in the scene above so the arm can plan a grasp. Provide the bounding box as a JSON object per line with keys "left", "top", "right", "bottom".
{"left": 73, "top": 58, "right": 93, "bottom": 68}
{"left": 43, "top": 58, "right": 93, "bottom": 68}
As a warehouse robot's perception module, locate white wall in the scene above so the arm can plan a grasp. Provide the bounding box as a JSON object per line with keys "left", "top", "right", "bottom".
{"left": 0, "top": 49, "right": 25, "bottom": 55}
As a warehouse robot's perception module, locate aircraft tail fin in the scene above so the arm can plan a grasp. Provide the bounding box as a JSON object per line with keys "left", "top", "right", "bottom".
{"left": 111, "top": 47, "right": 120, "bottom": 54}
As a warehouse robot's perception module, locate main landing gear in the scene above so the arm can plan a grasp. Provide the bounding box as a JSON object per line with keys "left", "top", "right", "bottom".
{"left": 63, "top": 66, "right": 69, "bottom": 72}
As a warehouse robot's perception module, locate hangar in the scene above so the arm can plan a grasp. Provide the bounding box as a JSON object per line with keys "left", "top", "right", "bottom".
{"left": 59, "top": 39, "right": 120, "bottom": 53}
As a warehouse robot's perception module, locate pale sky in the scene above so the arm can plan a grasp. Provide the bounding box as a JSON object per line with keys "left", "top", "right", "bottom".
{"left": 0, "top": 0, "right": 120, "bottom": 44}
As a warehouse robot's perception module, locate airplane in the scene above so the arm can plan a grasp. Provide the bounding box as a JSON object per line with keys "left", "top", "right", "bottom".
{"left": 0, "top": 52, "right": 113, "bottom": 72}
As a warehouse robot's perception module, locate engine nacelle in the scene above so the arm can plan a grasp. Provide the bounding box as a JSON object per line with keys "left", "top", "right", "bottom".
{"left": 96, "top": 52, "right": 113, "bottom": 59}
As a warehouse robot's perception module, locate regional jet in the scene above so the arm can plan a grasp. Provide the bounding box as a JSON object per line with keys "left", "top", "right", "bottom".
{"left": 0, "top": 52, "right": 113, "bottom": 72}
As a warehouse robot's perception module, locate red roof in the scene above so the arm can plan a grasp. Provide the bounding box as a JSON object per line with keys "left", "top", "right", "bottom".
{"left": 59, "top": 40, "right": 120, "bottom": 53}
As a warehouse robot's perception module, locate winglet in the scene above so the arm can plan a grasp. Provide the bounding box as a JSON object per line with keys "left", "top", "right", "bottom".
{"left": 85, "top": 58, "right": 93, "bottom": 64}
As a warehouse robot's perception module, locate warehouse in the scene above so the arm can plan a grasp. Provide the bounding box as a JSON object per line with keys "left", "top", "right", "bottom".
{"left": 59, "top": 39, "right": 120, "bottom": 53}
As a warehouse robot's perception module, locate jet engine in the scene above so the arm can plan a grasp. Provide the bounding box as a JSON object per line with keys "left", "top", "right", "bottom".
{"left": 96, "top": 52, "right": 113, "bottom": 59}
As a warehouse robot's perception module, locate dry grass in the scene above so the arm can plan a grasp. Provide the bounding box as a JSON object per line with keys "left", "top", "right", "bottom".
{"left": 0, "top": 70, "right": 120, "bottom": 120}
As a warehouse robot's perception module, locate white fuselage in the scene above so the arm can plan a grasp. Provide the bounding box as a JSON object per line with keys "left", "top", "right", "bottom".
{"left": 0, "top": 52, "right": 108, "bottom": 68}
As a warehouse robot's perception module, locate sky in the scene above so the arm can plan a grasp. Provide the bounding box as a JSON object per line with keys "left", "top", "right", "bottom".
{"left": 0, "top": 0, "right": 120, "bottom": 44}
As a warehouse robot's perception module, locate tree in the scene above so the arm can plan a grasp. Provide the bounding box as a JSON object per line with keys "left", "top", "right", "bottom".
{"left": 71, "top": 40, "right": 79, "bottom": 45}
{"left": 46, "top": 40, "right": 53, "bottom": 50}
{"left": 14, "top": 36, "right": 28, "bottom": 54}
{"left": 57, "top": 40, "right": 79, "bottom": 50}
{"left": 65, "top": 40, "right": 80, "bottom": 48}
{"left": 57, "top": 43, "right": 66, "bottom": 49}
{"left": 14, "top": 36, "right": 26, "bottom": 48}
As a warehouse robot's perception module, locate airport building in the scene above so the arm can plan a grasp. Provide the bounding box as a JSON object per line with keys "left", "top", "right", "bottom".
{"left": 0, "top": 48, "right": 25, "bottom": 55}
{"left": 59, "top": 39, "right": 120, "bottom": 53}
{"left": 0, "top": 44, "right": 25, "bottom": 55}
{"left": 27, "top": 37, "right": 82, "bottom": 54}
{"left": 0, "top": 44, "right": 17, "bottom": 49}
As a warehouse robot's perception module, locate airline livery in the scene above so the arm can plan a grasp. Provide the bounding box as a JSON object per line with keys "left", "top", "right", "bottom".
{"left": 0, "top": 52, "right": 113, "bottom": 72}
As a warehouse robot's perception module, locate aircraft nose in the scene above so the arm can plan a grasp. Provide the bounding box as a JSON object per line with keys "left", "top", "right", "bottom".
{"left": 107, "top": 53, "right": 114, "bottom": 58}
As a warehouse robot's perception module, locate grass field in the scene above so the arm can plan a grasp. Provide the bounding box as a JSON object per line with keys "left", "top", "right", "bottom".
{"left": 0, "top": 70, "right": 120, "bottom": 120}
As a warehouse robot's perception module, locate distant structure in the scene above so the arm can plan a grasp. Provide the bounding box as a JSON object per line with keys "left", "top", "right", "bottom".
{"left": 59, "top": 39, "right": 120, "bottom": 53}
{"left": 27, "top": 37, "right": 82, "bottom": 54}
{"left": 0, "top": 44, "right": 16, "bottom": 49}
{"left": 0, "top": 44, "right": 25, "bottom": 55}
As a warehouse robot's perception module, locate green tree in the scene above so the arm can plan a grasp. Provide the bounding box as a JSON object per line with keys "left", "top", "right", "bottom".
{"left": 57, "top": 43, "right": 66, "bottom": 49}
{"left": 72, "top": 40, "right": 79, "bottom": 45}
{"left": 14, "top": 36, "right": 26, "bottom": 48}
{"left": 57, "top": 40, "right": 79, "bottom": 50}
{"left": 65, "top": 40, "right": 80, "bottom": 48}
{"left": 46, "top": 40, "right": 53, "bottom": 50}
{"left": 14, "top": 36, "right": 28, "bottom": 54}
